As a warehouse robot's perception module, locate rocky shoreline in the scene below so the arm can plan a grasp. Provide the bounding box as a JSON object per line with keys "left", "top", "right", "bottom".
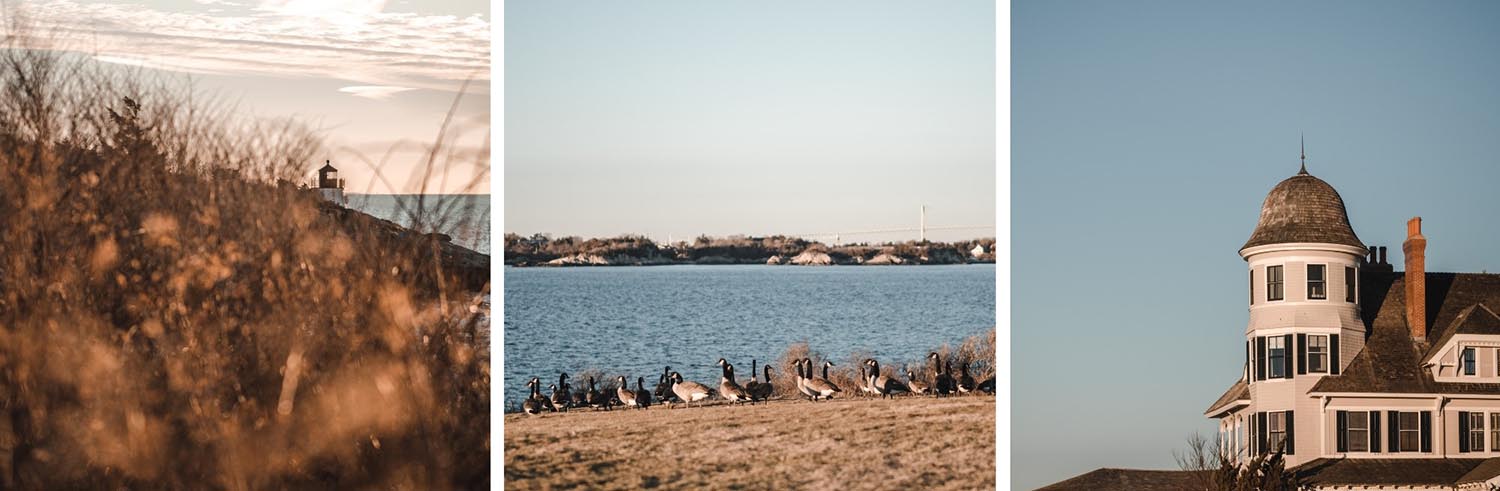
{"left": 319, "top": 200, "right": 491, "bottom": 289}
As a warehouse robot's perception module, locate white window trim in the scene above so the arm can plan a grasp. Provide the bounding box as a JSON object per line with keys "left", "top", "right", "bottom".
{"left": 1267, "top": 265, "right": 1285, "bottom": 302}
{"left": 1398, "top": 411, "right": 1421, "bottom": 452}
{"left": 1307, "top": 334, "right": 1330, "bottom": 374}
{"left": 1268, "top": 336, "right": 1288, "bottom": 379}
{"left": 1347, "top": 411, "right": 1370, "bottom": 453}
{"left": 1268, "top": 411, "right": 1287, "bottom": 453}
{"left": 1470, "top": 412, "right": 1486, "bottom": 452}
{"left": 1489, "top": 413, "right": 1500, "bottom": 452}
{"left": 1307, "top": 263, "right": 1328, "bottom": 301}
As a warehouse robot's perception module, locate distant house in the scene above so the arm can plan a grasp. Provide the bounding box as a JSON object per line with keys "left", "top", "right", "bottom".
{"left": 314, "top": 160, "right": 346, "bottom": 205}
{"left": 970, "top": 243, "right": 986, "bottom": 257}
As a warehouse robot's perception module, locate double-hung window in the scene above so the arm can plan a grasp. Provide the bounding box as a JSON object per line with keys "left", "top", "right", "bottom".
{"left": 1463, "top": 347, "right": 1477, "bottom": 376}
{"left": 1268, "top": 336, "right": 1287, "bottom": 378}
{"left": 1471, "top": 412, "right": 1486, "bottom": 452}
{"left": 1268, "top": 412, "right": 1287, "bottom": 452}
{"left": 1490, "top": 413, "right": 1500, "bottom": 452}
{"left": 1399, "top": 412, "right": 1421, "bottom": 452}
{"left": 1307, "top": 335, "right": 1329, "bottom": 373}
{"left": 1345, "top": 266, "right": 1357, "bottom": 303}
{"left": 1267, "top": 265, "right": 1284, "bottom": 301}
{"left": 1347, "top": 411, "right": 1369, "bottom": 452}
{"left": 1308, "top": 264, "right": 1327, "bottom": 300}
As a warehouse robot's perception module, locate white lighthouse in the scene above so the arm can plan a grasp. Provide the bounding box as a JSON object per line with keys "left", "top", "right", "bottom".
{"left": 315, "top": 160, "right": 346, "bottom": 205}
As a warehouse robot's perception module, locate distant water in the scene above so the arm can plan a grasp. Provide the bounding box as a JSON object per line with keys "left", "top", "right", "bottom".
{"left": 347, "top": 194, "right": 490, "bottom": 253}
{"left": 503, "top": 264, "right": 995, "bottom": 408}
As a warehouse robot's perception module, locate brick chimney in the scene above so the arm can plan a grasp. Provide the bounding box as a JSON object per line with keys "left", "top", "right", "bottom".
{"left": 1404, "top": 217, "right": 1427, "bottom": 340}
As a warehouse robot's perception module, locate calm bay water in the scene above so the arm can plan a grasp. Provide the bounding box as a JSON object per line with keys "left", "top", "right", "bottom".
{"left": 347, "top": 194, "right": 490, "bottom": 253}
{"left": 503, "top": 264, "right": 995, "bottom": 407}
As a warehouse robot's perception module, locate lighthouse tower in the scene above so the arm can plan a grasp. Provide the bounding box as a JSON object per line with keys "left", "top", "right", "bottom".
{"left": 315, "top": 160, "right": 346, "bottom": 205}
{"left": 1235, "top": 150, "right": 1367, "bottom": 466}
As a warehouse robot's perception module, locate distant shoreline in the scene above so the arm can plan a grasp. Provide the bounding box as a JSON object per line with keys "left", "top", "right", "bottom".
{"left": 505, "top": 234, "right": 995, "bottom": 267}
{"left": 505, "top": 259, "right": 997, "bottom": 268}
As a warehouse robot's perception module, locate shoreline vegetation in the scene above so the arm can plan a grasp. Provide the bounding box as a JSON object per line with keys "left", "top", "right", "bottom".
{"left": 0, "top": 25, "right": 490, "bottom": 490}
{"left": 504, "top": 233, "right": 996, "bottom": 267}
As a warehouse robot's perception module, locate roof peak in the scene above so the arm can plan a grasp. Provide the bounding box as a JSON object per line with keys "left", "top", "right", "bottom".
{"left": 1298, "top": 135, "right": 1309, "bottom": 175}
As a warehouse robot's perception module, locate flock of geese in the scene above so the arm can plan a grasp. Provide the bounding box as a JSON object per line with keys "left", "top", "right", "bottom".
{"left": 520, "top": 352, "right": 996, "bottom": 414}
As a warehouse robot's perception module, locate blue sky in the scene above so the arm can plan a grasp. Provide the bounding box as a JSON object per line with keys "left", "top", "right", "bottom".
{"left": 505, "top": 0, "right": 995, "bottom": 243}
{"left": 7, "top": 0, "right": 489, "bottom": 194}
{"left": 1014, "top": 1, "right": 1500, "bottom": 488}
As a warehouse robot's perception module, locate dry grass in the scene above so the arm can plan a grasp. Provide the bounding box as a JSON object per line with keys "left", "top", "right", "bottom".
{"left": 504, "top": 395, "right": 996, "bottom": 491}
{"left": 0, "top": 17, "right": 489, "bottom": 490}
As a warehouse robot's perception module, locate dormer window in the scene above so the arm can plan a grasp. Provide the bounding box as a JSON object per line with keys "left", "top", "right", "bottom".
{"left": 1307, "top": 264, "right": 1327, "bottom": 300}
{"left": 1267, "top": 265, "right": 1284, "bottom": 301}
{"left": 1463, "top": 347, "right": 1477, "bottom": 376}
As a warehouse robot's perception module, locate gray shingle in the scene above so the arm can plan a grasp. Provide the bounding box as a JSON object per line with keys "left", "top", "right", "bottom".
{"left": 1241, "top": 172, "right": 1365, "bottom": 251}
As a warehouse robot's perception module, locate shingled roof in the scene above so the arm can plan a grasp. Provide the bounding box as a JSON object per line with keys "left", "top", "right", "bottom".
{"left": 1205, "top": 379, "right": 1248, "bottom": 416}
{"left": 1310, "top": 271, "right": 1500, "bottom": 395}
{"left": 1296, "top": 458, "right": 1491, "bottom": 487}
{"left": 1458, "top": 457, "right": 1500, "bottom": 485}
{"left": 1036, "top": 468, "right": 1200, "bottom": 491}
{"left": 1241, "top": 171, "right": 1365, "bottom": 252}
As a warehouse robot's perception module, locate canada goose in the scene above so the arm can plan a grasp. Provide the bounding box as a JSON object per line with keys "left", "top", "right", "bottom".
{"left": 522, "top": 377, "right": 550, "bottom": 415}
{"left": 747, "top": 364, "right": 773, "bottom": 403}
{"left": 547, "top": 384, "right": 567, "bottom": 412}
{"left": 653, "top": 366, "right": 678, "bottom": 403}
{"left": 930, "top": 352, "right": 956, "bottom": 397}
{"left": 669, "top": 372, "right": 713, "bottom": 408}
{"left": 977, "top": 375, "right": 995, "bottom": 394}
{"left": 744, "top": 359, "right": 762, "bottom": 402}
{"left": 718, "top": 358, "right": 750, "bottom": 404}
{"left": 906, "top": 370, "right": 930, "bottom": 395}
{"left": 584, "top": 376, "right": 611, "bottom": 410}
{"left": 803, "top": 358, "right": 841, "bottom": 401}
{"left": 957, "top": 362, "right": 976, "bottom": 395}
{"left": 864, "top": 359, "right": 909, "bottom": 399}
{"left": 795, "top": 359, "right": 818, "bottom": 400}
{"left": 551, "top": 373, "right": 573, "bottom": 410}
{"left": 636, "top": 377, "right": 653, "bottom": 409}
{"left": 857, "top": 365, "right": 877, "bottom": 396}
{"left": 616, "top": 375, "right": 641, "bottom": 409}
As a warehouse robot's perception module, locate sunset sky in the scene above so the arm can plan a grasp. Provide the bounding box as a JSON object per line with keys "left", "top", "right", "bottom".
{"left": 6, "top": 0, "right": 490, "bottom": 194}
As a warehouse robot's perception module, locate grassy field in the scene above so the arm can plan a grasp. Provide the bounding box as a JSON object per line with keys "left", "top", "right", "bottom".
{"left": 504, "top": 395, "right": 995, "bottom": 490}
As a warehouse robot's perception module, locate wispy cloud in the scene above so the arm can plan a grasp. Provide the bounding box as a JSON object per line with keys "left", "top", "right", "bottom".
{"left": 338, "top": 85, "right": 415, "bottom": 100}
{"left": 10, "top": 0, "right": 489, "bottom": 93}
